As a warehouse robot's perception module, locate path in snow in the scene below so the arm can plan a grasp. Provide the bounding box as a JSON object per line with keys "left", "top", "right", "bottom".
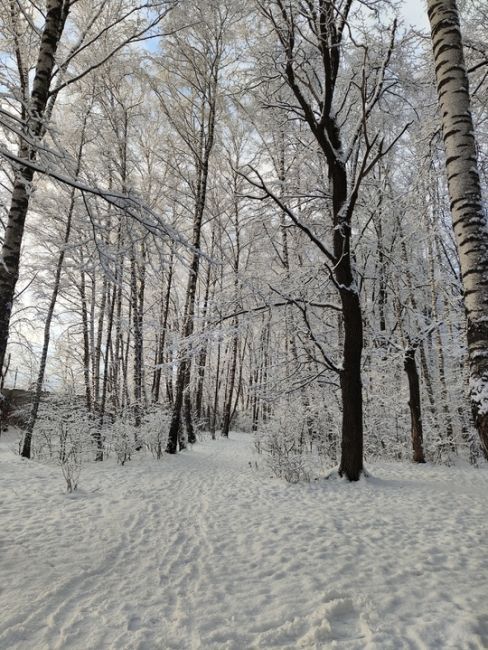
{"left": 1, "top": 432, "right": 487, "bottom": 649}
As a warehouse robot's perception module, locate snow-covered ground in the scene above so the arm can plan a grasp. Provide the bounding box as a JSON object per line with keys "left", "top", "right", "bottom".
{"left": 1, "top": 431, "right": 487, "bottom": 650}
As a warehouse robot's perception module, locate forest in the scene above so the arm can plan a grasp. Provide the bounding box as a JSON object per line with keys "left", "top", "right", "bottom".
{"left": 0, "top": 1, "right": 488, "bottom": 648}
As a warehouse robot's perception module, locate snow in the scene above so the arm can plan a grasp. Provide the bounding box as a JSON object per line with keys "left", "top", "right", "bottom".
{"left": 470, "top": 375, "right": 488, "bottom": 415}
{"left": 1, "top": 431, "right": 488, "bottom": 649}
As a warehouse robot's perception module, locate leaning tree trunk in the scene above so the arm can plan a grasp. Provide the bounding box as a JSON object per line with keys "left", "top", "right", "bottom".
{"left": 404, "top": 346, "right": 426, "bottom": 463}
{"left": 0, "top": 0, "right": 69, "bottom": 377}
{"left": 428, "top": 0, "right": 488, "bottom": 458}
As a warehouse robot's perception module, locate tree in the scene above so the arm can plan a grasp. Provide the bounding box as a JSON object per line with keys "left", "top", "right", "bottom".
{"left": 159, "top": 0, "right": 239, "bottom": 453}
{"left": 0, "top": 0, "right": 70, "bottom": 379}
{"left": 249, "top": 0, "right": 404, "bottom": 480}
{"left": 427, "top": 0, "right": 488, "bottom": 458}
{"left": 0, "top": 0, "right": 174, "bottom": 385}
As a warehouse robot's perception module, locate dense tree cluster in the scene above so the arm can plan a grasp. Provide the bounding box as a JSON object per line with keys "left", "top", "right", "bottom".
{"left": 1, "top": 0, "right": 487, "bottom": 480}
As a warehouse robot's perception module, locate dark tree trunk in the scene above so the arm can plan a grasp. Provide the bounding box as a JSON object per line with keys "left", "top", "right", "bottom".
{"left": 93, "top": 274, "right": 108, "bottom": 407}
{"left": 221, "top": 332, "right": 238, "bottom": 438}
{"left": 210, "top": 340, "right": 222, "bottom": 440}
{"left": 130, "top": 248, "right": 145, "bottom": 431}
{"left": 195, "top": 235, "right": 216, "bottom": 421}
{"left": 260, "top": 0, "right": 374, "bottom": 480}
{"left": 331, "top": 159, "right": 364, "bottom": 482}
{"left": 221, "top": 198, "right": 240, "bottom": 438}
{"left": 404, "top": 346, "right": 426, "bottom": 463}
{"left": 337, "top": 290, "right": 364, "bottom": 480}
{"left": 0, "top": 0, "right": 69, "bottom": 377}
{"left": 166, "top": 359, "right": 189, "bottom": 453}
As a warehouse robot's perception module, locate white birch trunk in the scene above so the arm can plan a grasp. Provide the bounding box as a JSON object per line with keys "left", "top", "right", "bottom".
{"left": 428, "top": 0, "right": 488, "bottom": 457}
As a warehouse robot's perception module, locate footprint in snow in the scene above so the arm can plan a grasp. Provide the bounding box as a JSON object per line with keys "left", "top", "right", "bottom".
{"left": 127, "top": 614, "right": 142, "bottom": 631}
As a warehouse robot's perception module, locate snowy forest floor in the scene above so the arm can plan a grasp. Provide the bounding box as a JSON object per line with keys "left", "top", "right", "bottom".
{"left": 1, "top": 431, "right": 488, "bottom": 650}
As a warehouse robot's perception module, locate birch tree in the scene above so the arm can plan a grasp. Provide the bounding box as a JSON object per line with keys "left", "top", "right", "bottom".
{"left": 427, "top": 0, "right": 488, "bottom": 457}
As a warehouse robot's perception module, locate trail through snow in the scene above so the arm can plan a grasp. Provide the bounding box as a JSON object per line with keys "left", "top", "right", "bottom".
{"left": 1, "top": 432, "right": 487, "bottom": 649}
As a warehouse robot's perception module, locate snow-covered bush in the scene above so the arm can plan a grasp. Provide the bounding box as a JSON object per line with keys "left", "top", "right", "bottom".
{"left": 256, "top": 401, "right": 331, "bottom": 483}
{"left": 58, "top": 420, "right": 85, "bottom": 492}
{"left": 259, "top": 426, "right": 310, "bottom": 483}
{"left": 139, "top": 408, "right": 170, "bottom": 459}
{"left": 31, "top": 396, "right": 93, "bottom": 461}
{"left": 110, "top": 420, "right": 136, "bottom": 465}
{"left": 24, "top": 395, "right": 94, "bottom": 490}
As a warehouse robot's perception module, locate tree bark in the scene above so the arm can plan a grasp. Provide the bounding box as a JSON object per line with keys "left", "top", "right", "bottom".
{"left": 96, "top": 283, "right": 117, "bottom": 461}
{"left": 258, "top": 0, "right": 376, "bottom": 480}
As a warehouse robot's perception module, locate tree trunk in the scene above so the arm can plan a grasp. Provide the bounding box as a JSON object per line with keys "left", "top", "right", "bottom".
{"left": 221, "top": 332, "right": 238, "bottom": 438}
{"left": 428, "top": 0, "right": 488, "bottom": 458}
{"left": 331, "top": 158, "right": 364, "bottom": 482}
{"left": 195, "top": 235, "right": 216, "bottom": 421}
{"left": 337, "top": 287, "right": 364, "bottom": 480}
{"left": 210, "top": 340, "right": 222, "bottom": 440}
{"left": 0, "top": 0, "right": 69, "bottom": 377}
{"left": 111, "top": 224, "right": 125, "bottom": 410}
{"left": 221, "top": 196, "right": 241, "bottom": 438}
{"left": 404, "top": 346, "right": 426, "bottom": 463}
{"left": 130, "top": 248, "right": 145, "bottom": 431}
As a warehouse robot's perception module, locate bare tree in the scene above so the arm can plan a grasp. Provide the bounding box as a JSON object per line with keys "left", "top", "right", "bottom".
{"left": 158, "top": 0, "right": 236, "bottom": 452}
{"left": 249, "top": 0, "right": 404, "bottom": 479}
